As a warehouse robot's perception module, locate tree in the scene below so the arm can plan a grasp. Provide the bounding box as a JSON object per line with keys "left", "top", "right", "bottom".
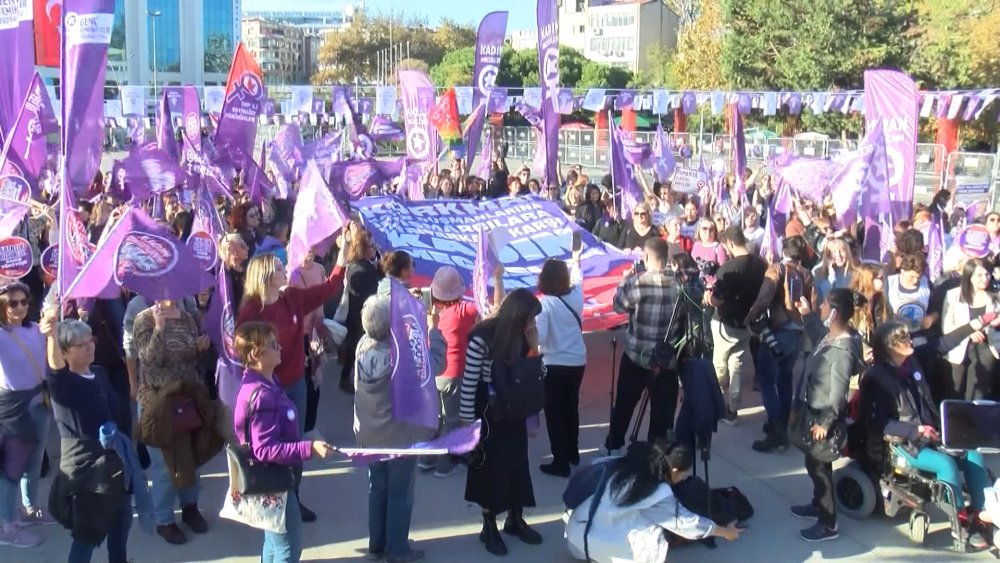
{"left": 430, "top": 46, "right": 475, "bottom": 86}
{"left": 578, "top": 61, "right": 632, "bottom": 89}
{"left": 313, "top": 14, "right": 475, "bottom": 85}
{"left": 671, "top": 0, "right": 724, "bottom": 89}
{"left": 629, "top": 44, "right": 677, "bottom": 88}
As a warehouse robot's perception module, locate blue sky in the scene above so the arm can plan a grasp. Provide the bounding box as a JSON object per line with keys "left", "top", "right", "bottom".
{"left": 243, "top": 0, "right": 538, "bottom": 33}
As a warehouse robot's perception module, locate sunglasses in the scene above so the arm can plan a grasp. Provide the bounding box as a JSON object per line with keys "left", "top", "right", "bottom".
{"left": 5, "top": 298, "right": 29, "bottom": 308}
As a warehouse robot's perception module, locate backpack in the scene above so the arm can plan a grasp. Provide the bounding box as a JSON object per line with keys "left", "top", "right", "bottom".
{"left": 488, "top": 355, "right": 545, "bottom": 420}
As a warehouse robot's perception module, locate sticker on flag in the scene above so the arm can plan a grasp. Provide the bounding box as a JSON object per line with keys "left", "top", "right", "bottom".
{"left": 0, "top": 175, "right": 30, "bottom": 202}
{"left": 0, "top": 237, "right": 33, "bottom": 279}
{"left": 186, "top": 231, "right": 219, "bottom": 272}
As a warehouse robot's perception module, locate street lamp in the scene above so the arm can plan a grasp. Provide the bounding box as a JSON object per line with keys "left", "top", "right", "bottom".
{"left": 148, "top": 9, "right": 162, "bottom": 104}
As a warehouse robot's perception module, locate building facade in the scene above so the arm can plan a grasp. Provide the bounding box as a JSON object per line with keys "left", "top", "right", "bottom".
{"left": 242, "top": 18, "right": 307, "bottom": 85}
{"left": 559, "top": 0, "right": 679, "bottom": 73}
{"left": 243, "top": 8, "right": 365, "bottom": 83}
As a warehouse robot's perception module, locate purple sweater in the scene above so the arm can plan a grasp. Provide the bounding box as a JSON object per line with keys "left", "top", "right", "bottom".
{"left": 233, "top": 370, "right": 312, "bottom": 466}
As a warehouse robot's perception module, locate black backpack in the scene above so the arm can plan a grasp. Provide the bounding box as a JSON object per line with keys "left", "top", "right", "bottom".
{"left": 488, "top": 355, "right": 545, "bottom": 420}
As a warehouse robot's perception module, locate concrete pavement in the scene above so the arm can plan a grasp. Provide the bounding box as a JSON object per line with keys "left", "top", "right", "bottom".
{"left": 10, "top": 329, "right": 996, "bottom": 562}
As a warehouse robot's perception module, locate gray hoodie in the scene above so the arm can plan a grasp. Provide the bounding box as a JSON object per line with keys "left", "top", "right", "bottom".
{"left": 800, "top": 313, "right": 865, "bottom": 430}
{"left": 352, "top": 328, "right": 447, "bottom": 449}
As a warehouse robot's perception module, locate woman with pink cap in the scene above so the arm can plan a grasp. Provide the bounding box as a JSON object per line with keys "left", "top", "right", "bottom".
{"left": 416, "top": 265, "right": 502, "bottom": 478}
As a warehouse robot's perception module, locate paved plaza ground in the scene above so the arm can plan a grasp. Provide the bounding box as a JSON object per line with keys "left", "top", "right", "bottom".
{"left": 10, "top": 330, "right": 1000, "bottom": 562}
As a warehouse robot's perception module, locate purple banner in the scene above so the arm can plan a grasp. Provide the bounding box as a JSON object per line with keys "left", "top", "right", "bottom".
{"left": 119, "top": 147, "right": 186, "bottom": 200}
{"left": 773, "top": 154, "right": 840, "bottom": 204}
{"left": 927, "top": 211, "right": 944, "bottom": 281}
{"left": 156, "top": 92, "right": 179, "bottom": 160}
{"left": 610, "top": 118, "right": 642, "bottom": 219}
{"left": 204, "top": 262, "right": 238, "bottom": 366}
{"left": 0, "top": 1, "right": 35, "bottom": 139}
{"left": 389, "top": 277, "right": 439, "bottom": 429}
{"left": 0, "top": 73, "right": 58, "bottom": 197}
{"left": 287, "top": 161, "right": 348, "bottom": 268}
{"left": 731, "top": 104, "right": 747, "bottom": 193}
{"left": 651, "top": 125, "right": 676, "bottom": 182}
{"left": 399, "top": 71, "right": 438, "bottom": 163}
{"left": 864, "top": 70, "right": 918, "bottom": 224}
{"left": 370, "top": 115, "right": 405, "bottom": 142}
{"left": 487, "top": 88, "right": 508, "bottom": 113}
{"left": 167, "top": 86, "right": 202, "bottom": 163}
{"left": 0, "top": 236, "right": 32, "bottom": 279}
{"left": 830, "top": 120, "right": 887, "bottom": 229}
{"left": 357, "top": 196, "right": 632, "bottom": 330}
{"left": 467, "top": 11, "right": 508, "bottom": 170}
{"left": 536, "top": 0, "right": 559, "bottom": 185}
{"left": 61, "top": 0, "right": 115, "bottom": 196}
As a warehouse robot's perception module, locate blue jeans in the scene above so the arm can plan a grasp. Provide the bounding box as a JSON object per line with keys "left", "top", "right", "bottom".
{"left": 898, "top": 446, "right": 989, "bottom": 511}
{"left": 0, "top": 399, "right": 50, "bottom": 522}
{"left": 68, "top": 494, "right": 132, "bottom": 563}
{"left": 262, "top": 489, "right": 302, "bottom": 563}
{"left": 283, "top": 377, "right": 306, "bottom": 436}
{"left": 755, "top": 329, "right": 803, "bottom": 435}
{"left": 368, "top": 457, "right": 417, "bottom": 557}
{"left": 146, "top": 444, "right": 200, "bottom": 525}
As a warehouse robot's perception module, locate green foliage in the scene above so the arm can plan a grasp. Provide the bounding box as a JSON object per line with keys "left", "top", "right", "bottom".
{"left": 578, "top": 62, "right": 632, "bottom": 89}
{"left": 629, "top": 44, "right": 676, "bottom": 89}
{"left": 429, "top": 46, "right": 475, "bottom": 86}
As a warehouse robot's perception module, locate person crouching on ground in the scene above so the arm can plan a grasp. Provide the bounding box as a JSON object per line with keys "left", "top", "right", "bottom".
{"left": 355, "top": 295, "right": 446, "bottom": 563}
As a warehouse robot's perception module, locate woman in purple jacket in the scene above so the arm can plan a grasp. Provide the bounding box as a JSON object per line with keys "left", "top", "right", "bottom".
{"left": 232, "top": 322, "right": 335, "bottom": 563}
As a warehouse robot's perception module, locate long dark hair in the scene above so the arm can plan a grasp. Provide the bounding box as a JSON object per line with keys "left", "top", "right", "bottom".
{"left": 608, "top": 441, "right": 675, "bottom": 507}
{"left": 960, "top": 258, "right": 990, "bottom": 305}
{"left": 475, "top": 288, "right": 541, "bottom": 363}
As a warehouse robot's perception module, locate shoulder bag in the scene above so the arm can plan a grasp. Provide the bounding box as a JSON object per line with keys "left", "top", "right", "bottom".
{"left": 557, "top": 296, "right": 583, "bottom": 329}
{"left": 226, "top": 387, "right": 298, "bottom": 495}
{"left": 787, "top": 358, "right": 847, "bottom": 463}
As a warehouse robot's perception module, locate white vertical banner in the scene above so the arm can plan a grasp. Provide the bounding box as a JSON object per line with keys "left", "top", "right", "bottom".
{"left": 375, "top": 86, "right": 397, "bottom": 115}
{"left": 454, "top": 86, "right": 474, "bottom": 115}
{"left": 120, "top": 86, "right": 145, "bottom": 116}
{"left": 523, "top": 87, "right": 542, "bottom": 110}
{"left": 104, "top": 99, "right": 123, "bottom": 120}
{"left": 652, "top": 90, "right": 670, "bottom": 115}
{"left": 203, "top": 86, "right": 226, "bottom": 113}
{"left": 290, "top": 86, "right": 313, "bottom": 114}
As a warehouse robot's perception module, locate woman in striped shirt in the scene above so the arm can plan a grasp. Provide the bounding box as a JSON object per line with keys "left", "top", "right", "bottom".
{"left": 460, "top": 289, "right": 544, "bottom": 557}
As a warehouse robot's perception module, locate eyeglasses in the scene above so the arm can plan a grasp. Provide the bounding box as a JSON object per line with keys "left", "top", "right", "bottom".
{"left": 633, "top": 212, "right": 649, "bottom": 217}
{"left": 5, "top": 298, "right": 29, "bottom": 308}
{"left": 892, "top": 334, "right": 913, "bottom": 346}
{"left": 68, "top": 338, "right": 95, "bottom": 349}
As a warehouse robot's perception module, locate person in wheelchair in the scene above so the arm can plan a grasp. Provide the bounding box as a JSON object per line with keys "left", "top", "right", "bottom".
{"left": 859, "top": 320, "right": 991, "bottom": 546}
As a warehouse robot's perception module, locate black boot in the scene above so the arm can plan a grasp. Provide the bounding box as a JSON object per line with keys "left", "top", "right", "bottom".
{"left": 503, "top": 508, "right": 542, "bottom": 545}
{"left": 479, "top": 512, "right": 507, "bottom": 556}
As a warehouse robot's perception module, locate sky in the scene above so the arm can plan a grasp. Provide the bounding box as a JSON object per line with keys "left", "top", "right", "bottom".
{"left": 243, "top": 0, "right": 538, "bottom": 33}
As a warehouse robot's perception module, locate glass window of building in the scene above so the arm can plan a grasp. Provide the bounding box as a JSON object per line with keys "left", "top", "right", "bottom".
{"left": 147, "top": 0, "right": 181, "bottom": 72}
{"left": 204, "top": 0, "right": 236, "bottom": 74}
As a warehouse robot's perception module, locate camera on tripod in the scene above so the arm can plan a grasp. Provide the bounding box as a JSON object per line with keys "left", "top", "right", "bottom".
{"left": 749, "top": 311, "right": 783, "bottom": 358}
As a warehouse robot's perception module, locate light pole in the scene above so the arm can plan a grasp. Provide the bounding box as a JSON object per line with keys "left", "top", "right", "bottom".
{"left": 148, "top": 9, "right": 162, "bottom": 104}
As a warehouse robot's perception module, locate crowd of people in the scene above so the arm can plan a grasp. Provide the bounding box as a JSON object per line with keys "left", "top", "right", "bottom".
{"left": 2, "top": 144, "right": 1000, "bottom": 563}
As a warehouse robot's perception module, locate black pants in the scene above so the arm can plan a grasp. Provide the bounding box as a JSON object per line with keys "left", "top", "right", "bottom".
{"left": 606, "top": 353, "right": 679, "bottom": 450}
{"left": 805, "top": 453, "right": 836, "bottom": 528}
{"left": 949, "top": 342, "right": 996, "bottom": 401}
{"left": 304, "top": 337, "right": 320, "bottom": 433}
{"left": 543, "top": 364, "right": 586, "bottom": 466}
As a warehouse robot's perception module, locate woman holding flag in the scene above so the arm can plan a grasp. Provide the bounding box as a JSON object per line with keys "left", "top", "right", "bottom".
{"left": 236, "top": 237, "right": 349, "bottom": 523}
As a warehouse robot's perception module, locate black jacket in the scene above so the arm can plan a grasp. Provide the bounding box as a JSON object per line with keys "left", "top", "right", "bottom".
{"left": 49, "top": 438, "right": 126, "bottom": 544}
{"left": 857, "top": 356, "right": 938, "bottom": 467}
{"left": 675, "top": 358, "right": 726, "bottom": 450}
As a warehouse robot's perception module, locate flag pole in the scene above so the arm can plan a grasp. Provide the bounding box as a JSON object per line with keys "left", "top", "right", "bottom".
{"left": 608, "top": 109, "right": 621, "bottom": 220}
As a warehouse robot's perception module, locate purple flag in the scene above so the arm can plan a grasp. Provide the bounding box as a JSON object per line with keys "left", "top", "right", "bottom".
{"left": 302, "top": 131, "right": 342, "bottom": 180}
{"left": 477, "top": 127, "right": 493, "bottom": 181}
{"left": 927, "top": 210, "right": 944, "bottom": 282}
{"left": 61, "top": 0, "right": 115, "bottom": 197}
{"left": 472, "top": 227, "right": 492, "bottom": 314}
{"left": 331, "top": 85, "right": 377, "bottom": 160}
{"left": 786, "top": 93, "right": 802, "bottom": 115}
{"left": 651, "top": 124, "right": 676, "bottom": 182}
{"left": 241, "top": 155, "right": 273, "bottom": 205}
{"left": 67, "top": 207, "right": 208, "bottom": 301}
{"left": 204, "top": 263, "right": 238, "bottom": 366}
{"left": 156, "top": 92, "right": 179, "bottom": 160}
{"left": 337, "top": 421, "right": 482, "bottom": 464}
{"left": 128, "top": 118, "right": 146, "bottom": 148}
{"left": 57, "top": 184, "right": 96, "bottom": 301}
{"left": 536, "top": 0, "right": 559, "bottom": 186}
{"left": 760, "top": 206, "right": 782, "bottom": 264}
{"left": 399, "top": 71, "right": 438, "bottom": 164}
{"left": 772, "top": 154, "right": 839, "bottom": 204}
{"left": 169, "top": 86, "right": 202, "bottom": 163}
{"left": 621, "top": 136, "right": 652, "bottom": 167}
{"left": 0, "top": 1, "right": 35, "bottom": 139}
{"left": 287, "top": 161, "right": 348, "bottom": 269}
{"left": 610, "top": 118, "right": 642, "bottom": 217}
{"left": 864, "top": 70, "right": 918, "bottom": 224}
{"left": 370, "top": 115, "right": 406, "bottom": 142}
{"left": 467, "top": 11, "right": 508, "bottom": 171}
{"left": 829, "top": 120, "right": 886, "bottom": 229}
{"left": 1, "top": 73, "right": 59, "bottom": 197}
{"left": 487, "top": 88, "right": 509, "bottom": 113}
{"left": 118, "top": 147, "right": 186, "bottom": 201}
{"left": 731, "top": 104, "right": 747, "bottom": 194}
{"left": 389, "top": 277, "right": 439, "bottom": 429}
{"left": 615, "top": 90, "right": 637, "bottom": 111}
{"left": 0, "top": 198, "right": 29, "bottom": 239}
{"left": 514, "top": 100, "right": 543, "bottom": 129}
{"left": 681, "top": 92, "right": 697, "bottom": 115}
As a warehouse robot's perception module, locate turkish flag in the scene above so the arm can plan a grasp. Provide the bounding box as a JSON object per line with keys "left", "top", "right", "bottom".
{"left": 33, "top": 0, "right": 61, "bottom": 67}
{"left": 224, "top": 43, "right": 263, "bottom": 97}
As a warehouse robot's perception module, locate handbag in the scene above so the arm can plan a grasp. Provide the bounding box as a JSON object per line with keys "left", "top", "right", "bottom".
{"left": 787, "top": 365, "right": 847, "bottom": 463}
{"left": 170, "top": 396, "right": 203, "bottom": 434}
{"left": 226, "top": 387, "right": 297, "bottom": 495}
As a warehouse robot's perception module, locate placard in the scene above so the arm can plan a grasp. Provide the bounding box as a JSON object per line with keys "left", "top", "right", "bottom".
{"left": 671, "top": 167, "right": 709, "bottom": 194}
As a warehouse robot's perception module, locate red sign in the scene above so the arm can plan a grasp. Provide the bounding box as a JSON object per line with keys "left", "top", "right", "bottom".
{"left": 33, "top": 0, "right": 61, "bottom": 68}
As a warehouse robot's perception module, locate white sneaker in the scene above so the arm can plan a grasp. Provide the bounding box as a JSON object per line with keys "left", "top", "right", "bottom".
{"left": 18, "top": 506, "right": 56, "bottom": 526}
{"left": 0, "top": 523, "right": 41, "bottom": 548}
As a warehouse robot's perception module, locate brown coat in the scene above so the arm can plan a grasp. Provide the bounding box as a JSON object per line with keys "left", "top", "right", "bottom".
{"left": 138, "top": 380, "right": 229, "bottom": 488}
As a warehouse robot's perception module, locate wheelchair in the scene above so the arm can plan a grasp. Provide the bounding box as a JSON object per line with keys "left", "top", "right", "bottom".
{"left": 833, "top": 436, "right": 985, "bottom": 552}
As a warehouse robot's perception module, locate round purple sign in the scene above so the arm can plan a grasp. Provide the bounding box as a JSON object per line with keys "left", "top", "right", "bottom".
{"left": 41, "top": 244, "right": 59, "bottom": 278}
{"left": 114, "top": 232, "right": 180, "bottom": 285}
{"left": 186, "top": 231, "right": 218, "bottom": 272}
{"left": 958, "top": 224, "right": 991, "bottom": 258}
{"left": 0, "top": 237, "right": 34, "bottom": 279}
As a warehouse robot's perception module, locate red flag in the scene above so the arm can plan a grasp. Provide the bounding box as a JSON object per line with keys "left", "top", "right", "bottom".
{"left": 224, "top": 43, "right": 263, "bottom": 97}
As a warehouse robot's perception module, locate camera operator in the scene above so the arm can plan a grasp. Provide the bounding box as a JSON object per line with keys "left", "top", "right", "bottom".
{"left": 705, "top": 227, "right": 767, "bottom": 425}
{"left": 604, "top": 238, "right": 687, "bottom": 455}
{"left": 744, "top": 236, "right": 815, "bottom": 453}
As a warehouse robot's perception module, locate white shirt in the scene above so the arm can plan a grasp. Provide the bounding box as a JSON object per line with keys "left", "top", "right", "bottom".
{"left": 536, "top": 263, "right": 587, "bottom": 367}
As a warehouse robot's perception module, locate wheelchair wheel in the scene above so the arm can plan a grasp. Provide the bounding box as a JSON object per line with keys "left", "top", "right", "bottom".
{"left": 909, "top": 511, "right": 929, "bottom": 546}
{"left": 834, "top": 462, "right": 877, "bottom": 519}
